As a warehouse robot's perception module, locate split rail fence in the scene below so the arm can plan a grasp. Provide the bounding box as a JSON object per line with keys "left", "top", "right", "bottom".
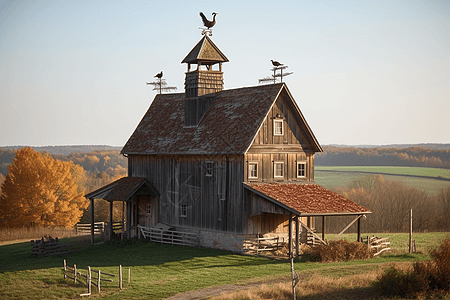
{"left": 63, "top": 259, "right": 130, "bottom": 296}
{"left": 137, "top": 225, "right": 199, "bottom": 247}
{"left": 31, "top": 236, "right": 72, "bottom": 256}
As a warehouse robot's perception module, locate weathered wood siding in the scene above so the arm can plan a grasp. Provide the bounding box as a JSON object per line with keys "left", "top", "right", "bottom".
{"left": 128, "top": 154, "right": 246, "bottom": 233}
{"left": 245, "top": 93, "right": 315, "bottom": 183}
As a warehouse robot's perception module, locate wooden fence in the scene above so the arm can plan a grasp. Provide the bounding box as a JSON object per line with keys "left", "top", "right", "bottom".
{"left": 137, "top": 225, "right": 199, "bottom": 247}
{"left": 75, "top": 222, "right": 104, "bottom": 234}
{"left": 361, "top": 236, "right": 391, "bottom": 256}
{"left": 31, "top": 236, "right": 72, "bottom": 257}
{"left": 243, "top": 235, "right": 281, "bottom": 254}
{"left": 63, "top": 259, "right": 130, "bottom": 296}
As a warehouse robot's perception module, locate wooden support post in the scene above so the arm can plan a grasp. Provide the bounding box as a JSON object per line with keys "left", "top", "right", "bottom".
{"left": 322, "top": 216, "right": 326, "bottom": 241}
{"left": 295, "top": 216, "right": 299, "bottom": 260}
{"left": 128, "top": 268, "right": 131, "bottom": 284}
{"left": 74, "top": 264, "right": 77, "bottom": 284}
{"left": 63, "top": 259, "right": 67, "bottom": 279}
{"left": 87, "top": 266, "right": 91, "bottom": 294}
{"left": 109, "top": 201, "right": 113, "bottom": 241}
{"left": 90, "top": 198, "right": 95, "bottom": 245}
{"left": 357, "top": 216, "right": 361, "bottom": 242}
{"left": 119, "top": 265, "right": 123, "bottom": 290}
{"left": 98, "top": 270, "right": 101, "bottom": 293}
{"left": 409, "top": 209, "right": 413, "bottom": 254}
{"left": 288, "top": 213, "right": 293, "bottom": 258}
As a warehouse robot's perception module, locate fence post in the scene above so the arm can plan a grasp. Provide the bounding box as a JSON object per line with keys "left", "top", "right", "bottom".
{"left": 63, "top": 259, "right": 67, "bottom": 279}
{"left": 119, "top": 265, "right": 123, "bottom": 290}
{"left": 74, "top": 264, "right": 77, "bottom": 284}
{"left": 87, "top": 266, "right": 91, "bottom": 294}
{"left": 128, "top": 268, "right": 131, "bottom": 284}
{"left": 98, "top": 270, "right": 101, "bottom": 293}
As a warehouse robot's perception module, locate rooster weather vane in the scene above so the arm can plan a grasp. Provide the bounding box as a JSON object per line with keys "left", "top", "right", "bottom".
{"left": 259, "top": 60, "right": 293, "bottom": 84}
{"left": 146, "top": 71, "right": 177, "bottom": 94}
{"left": 199, "top": 12, "right": 217, "bottom": 36}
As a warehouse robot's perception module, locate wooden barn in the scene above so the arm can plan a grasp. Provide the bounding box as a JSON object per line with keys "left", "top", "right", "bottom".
{"left": 86, "top": 34, "right": 370, "bottom": 255}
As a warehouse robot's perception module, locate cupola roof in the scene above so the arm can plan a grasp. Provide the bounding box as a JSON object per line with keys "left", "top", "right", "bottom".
{"left": 181, "top": 35, "right": 228, "bottom": 64}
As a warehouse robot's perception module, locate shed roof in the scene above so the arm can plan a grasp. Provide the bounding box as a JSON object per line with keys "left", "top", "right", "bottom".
{"left": 85, "top": 177, "right": 159, "bottom": 202}
{"left": 121, "top": 83, "right": 322, "bottom": 155}
{"left": 245, "top": 183, "right": 371, "bottom": 216}
{"left": 181, "top": 35, "right": 229, "bottom": 64}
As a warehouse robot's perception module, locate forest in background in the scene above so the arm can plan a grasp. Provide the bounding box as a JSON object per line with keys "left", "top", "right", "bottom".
{"left": 1, "top": 144, "right": 449, "bottom": 230}
{"left": 315, "top": 145, "right": 450, "bottom": 169}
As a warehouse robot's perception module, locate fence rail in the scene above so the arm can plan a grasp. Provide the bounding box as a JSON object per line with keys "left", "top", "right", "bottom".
{"left": 75, "top": 222, "right": 104, "bottom": 234}
{"left": 137, "top": 225, "right": 199, "bottom": 247}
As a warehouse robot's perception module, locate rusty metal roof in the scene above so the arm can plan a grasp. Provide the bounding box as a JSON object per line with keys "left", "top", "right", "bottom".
{"left": 85, "top": 177, "right": 159, "bottom": 201}
{"left": 121, "top": 83, "right": 322, "bottom": 155}
{"left": 245, "top": 183, "right": 371, "bottom": 216}
{"left": 181, "top": 35, "right": 229, "bottom": 64}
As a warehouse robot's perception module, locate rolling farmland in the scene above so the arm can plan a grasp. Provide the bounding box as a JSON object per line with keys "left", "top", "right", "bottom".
{"left": 315, "top": 166, "right": 450, "bottom": 194}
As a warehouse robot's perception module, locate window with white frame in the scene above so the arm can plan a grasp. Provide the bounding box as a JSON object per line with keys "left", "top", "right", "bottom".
{"left": 248, "top": 162, "right": 258, "bottom": 179}
{"left": 180, "top": 203, "right": 187, "bottom": 217}
{"left": 273, "top": 119, "right": 284, "bottom": 135}
{"left": 205, "top": 161, "right": 213, "bottom": 177}
{"left": 297, "top": 162, "right": 306, "bottom": 178}
{"left": 274, "top": 162, "right": 284, "bottom": 178}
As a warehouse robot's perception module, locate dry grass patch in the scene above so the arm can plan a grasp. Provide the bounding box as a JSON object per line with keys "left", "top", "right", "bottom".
{"left": 0, "top": 226, "right": 79, "bottom": 244}
{"left": 210, "top": 263, "right": 414, "bottom": 300}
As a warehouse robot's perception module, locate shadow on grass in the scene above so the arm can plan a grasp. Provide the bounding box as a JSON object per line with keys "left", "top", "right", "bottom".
{"left": 0, "top": 236, "right": 282, "bottom": 273}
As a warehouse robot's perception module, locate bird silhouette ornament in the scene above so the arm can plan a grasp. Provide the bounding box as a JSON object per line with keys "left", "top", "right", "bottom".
{"left": 271, "top": 60, "right": 283, "bottom": 67}
{"left": 200, "top": 12, "right": 217, "bottom": 29}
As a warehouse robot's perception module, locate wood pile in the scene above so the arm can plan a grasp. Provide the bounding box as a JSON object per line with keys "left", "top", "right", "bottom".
{"left": 31, "top": 236, "right": 72, "bottom": 257}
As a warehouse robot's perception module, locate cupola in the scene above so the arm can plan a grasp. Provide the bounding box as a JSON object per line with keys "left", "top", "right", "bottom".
{"left": 182, "top": 35, "right": 228, "bottom": 126}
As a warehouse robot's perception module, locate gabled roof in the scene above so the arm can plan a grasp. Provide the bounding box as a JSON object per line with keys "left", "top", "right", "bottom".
{"left": 245, "top": 183, "right": 371, "bottom": 216}
{"left": 85, "top": 177, "right": 159, "bottom": 202}
{"left": 181, "top": 35, "right": 229, "bottom": 64}
{"left": 121, "top": 83, "right": 322, "bottom": 155}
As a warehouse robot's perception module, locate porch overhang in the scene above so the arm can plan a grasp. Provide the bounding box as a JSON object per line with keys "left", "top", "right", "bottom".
{"left": 244, "top": 182, "right": 371, "bottom": 217}
{"left": 84, "top": 177, "right": 160, "bottom": 244}
{"left": 85, "top": 177, "right": 159, "bottom": 202}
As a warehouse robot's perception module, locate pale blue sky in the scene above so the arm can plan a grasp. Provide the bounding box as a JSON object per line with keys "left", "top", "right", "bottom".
{"left": 1, "top": 0, "right": 449, "bottom": 147}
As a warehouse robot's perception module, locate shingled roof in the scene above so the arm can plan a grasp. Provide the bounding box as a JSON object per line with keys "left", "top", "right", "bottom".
{"left": 121, "top": 83, "right": 321, "bottom": 155}
{"left": 85, "top": 177, "right": 159, "bottom": 202}
{"left": 245, "top": 183, "right": 371, "bottom": 216}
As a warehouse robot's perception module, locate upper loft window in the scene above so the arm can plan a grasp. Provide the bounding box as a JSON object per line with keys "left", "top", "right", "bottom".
{"left": 297, "top": 162, "right": 306, "bottom": 178}
{"left": 273, "top": 119, "right": 284, "bottom": 136}
{"left": 205, "top": 161, "right": 214, "bottom": 177}
{"left": 248, "top": 162, "right": 258, "bottom": 180}
{"left": 274, "top": 162, "right": 284, "bottom": 178}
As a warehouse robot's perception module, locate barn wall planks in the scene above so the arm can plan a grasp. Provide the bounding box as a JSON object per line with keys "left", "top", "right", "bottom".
{"left": 129, "top": 154, "right": 246, "bottom": 233}
{"left": 245, "top": 93, "right": 315, "bottom": 184}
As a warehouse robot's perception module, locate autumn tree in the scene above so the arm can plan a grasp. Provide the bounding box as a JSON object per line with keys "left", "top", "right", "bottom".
{"left": 0, "top": 147, "right": 89, "bottom": 228}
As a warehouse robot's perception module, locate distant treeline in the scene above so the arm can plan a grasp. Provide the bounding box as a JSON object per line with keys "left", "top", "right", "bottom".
{"left": 316, "top": 146, "right": 450, "bottom": 169}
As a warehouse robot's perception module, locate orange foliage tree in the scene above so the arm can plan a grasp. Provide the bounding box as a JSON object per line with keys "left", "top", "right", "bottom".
{"left": 0, "top": 147, "right": 89, "bottom": 228}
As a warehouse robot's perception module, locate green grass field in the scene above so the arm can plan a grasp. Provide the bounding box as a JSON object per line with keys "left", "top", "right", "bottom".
{"left": 1, "top": 232, "right": 448, "bottom": 299}
{"left": 315, "top": 166, "right": 450, "bottom": 194}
